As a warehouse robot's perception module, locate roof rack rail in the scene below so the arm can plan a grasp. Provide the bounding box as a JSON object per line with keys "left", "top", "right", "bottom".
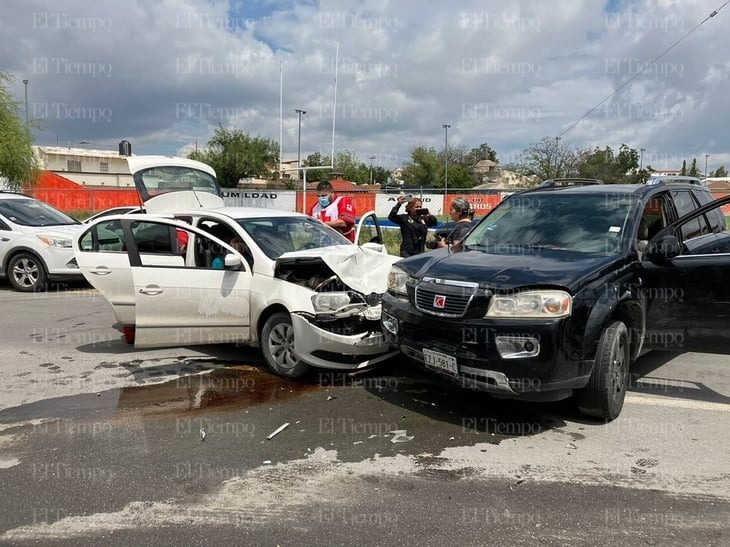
{"left": 645, "top": 175, "right": 705, "bottom": 186}
{"left": 537, "top": 178, "right": 603, "bottom": 189}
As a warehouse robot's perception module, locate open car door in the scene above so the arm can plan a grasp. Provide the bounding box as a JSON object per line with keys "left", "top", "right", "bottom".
{"left": 355, "top": 210, "right": 388, "bottom": 254}
{"left": 642, "top": 195, "right": 730, "bottom": 354}
{"left": 122, "top": 216, "right": 253, "bottom": 348}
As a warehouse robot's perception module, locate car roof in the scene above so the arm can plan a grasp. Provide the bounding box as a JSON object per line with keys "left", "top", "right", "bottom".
{"left": 0, "top": 191, "right": 35, "bottom": 200}
{"left": 177, "top": 206, "right": 308, "bottom": 219}
{"left": 516, "top": 182, "right": 707, "bottom": 198}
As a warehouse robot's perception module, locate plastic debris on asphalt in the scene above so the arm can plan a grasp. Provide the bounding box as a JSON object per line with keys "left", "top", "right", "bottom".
{"left": 390, "top": 430, "right": 414, "bottom": 443}
{"left": 267, "top": 422, "right": 290, "bottom": 440}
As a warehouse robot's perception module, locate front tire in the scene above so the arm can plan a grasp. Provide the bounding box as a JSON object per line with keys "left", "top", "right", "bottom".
{"left": 576, "top": 320, "right": 630, "bottom": 421}
{"left": 8, "top": 253, "right": 48, "bottom": 292}
{"left": 260, "top": 312, "right": 309, "bottom": 378}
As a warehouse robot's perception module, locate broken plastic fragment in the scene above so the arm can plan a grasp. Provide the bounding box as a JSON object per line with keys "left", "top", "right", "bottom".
{"left": 267, "top": 422, "right": 290, "bottom": 440}
{"left": 390, "top": 430, "right": 414, "bottom": 443}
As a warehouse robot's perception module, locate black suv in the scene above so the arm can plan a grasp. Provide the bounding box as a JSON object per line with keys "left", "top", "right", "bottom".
{"left": 382, "top": 178, "right": 730, "bottom": 420}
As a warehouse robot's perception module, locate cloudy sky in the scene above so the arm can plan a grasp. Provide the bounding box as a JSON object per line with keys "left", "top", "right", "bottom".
{"left": 2, "top": 0, "right": 728, "bottom": 172}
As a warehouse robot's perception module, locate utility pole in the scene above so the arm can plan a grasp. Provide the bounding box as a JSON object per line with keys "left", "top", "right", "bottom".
{"left": 369, "top": 155, "right": 376, "bottom": 185}
{"left": 23, "top": 79, "right": 29, "bottom": 125}
{"left": 295, "top": 109, "right": 306, "bottom": 180}
{"left": 442, "top": 124, "right": 451, "bottom": 195}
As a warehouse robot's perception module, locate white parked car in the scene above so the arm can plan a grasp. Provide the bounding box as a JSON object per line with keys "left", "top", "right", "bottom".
{"left": 0, "top": 192, "right": 84, "bottom": 291}
{"left": 73, "top": 189, "right": 400, "bottom": 378}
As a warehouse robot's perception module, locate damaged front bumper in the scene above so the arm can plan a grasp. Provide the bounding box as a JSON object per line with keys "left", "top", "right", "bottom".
{"left": 290, "top": 313, "right": 398, "bottom": 370}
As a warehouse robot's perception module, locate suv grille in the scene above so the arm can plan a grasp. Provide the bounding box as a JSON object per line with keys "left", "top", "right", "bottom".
{"left": 415, "top": 278, "right": 478, "bottom": 317}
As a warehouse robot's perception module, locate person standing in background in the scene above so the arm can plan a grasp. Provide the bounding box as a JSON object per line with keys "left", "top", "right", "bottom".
{"left": 310, "top": 180, "right": 356, "bottom": 242}
{"left": 437, "top": 197, "right": 473, "bottom": 248}
{"left": 389, "top": 194, "right": 437, "bottom": 257}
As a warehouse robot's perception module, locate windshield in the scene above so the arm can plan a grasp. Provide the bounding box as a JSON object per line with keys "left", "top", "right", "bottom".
{"left": 237, "top": 216, "right": 352, "bottom": 260}
{"left": 134, "top": 166, "right": 221, "bottom": 199}
{"left": 0, "top": 198, "right": 79, "bottom": 227}
{"left": 464, "top": 193, "right": 634, "bottom": 255}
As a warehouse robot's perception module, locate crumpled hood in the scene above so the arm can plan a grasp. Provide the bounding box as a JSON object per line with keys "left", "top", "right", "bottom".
{"left": 397, "top": 247, "right": 619, "bottom": 292}
{"left": 276, "top": 245, "right": 401, "bottom": 294}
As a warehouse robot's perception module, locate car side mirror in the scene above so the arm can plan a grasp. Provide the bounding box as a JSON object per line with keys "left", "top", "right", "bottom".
{"left": 646, "top": 234, "right": 682, "bottom": 263}
{"left": 224, "top": 253, "right": 244, "bottom": 270}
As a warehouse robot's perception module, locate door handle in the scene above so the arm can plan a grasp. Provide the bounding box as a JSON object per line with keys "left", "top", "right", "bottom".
{"left": 139, "top": 285, "right": 163, "bottom": 296}
{"left": 89, "top": 267, "right": 112, "bottom": 276}
{"left": 1, "top": 237, "right": 9, "bottom": 242}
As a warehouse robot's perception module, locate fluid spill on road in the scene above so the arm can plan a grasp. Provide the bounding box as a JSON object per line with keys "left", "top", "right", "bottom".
{"left": 0, "top": 363, "right": 324, "bottom": 427}
{"left": 116, "top": 365, "right": 323, "bottom": 415}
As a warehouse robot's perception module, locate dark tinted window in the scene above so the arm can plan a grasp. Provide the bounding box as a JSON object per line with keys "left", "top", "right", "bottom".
{"left": 79, "top": 220, "right": 126, "bottom": 252}
{"left": 466, "top": 193, "right": 634, "bottom": 255}
{"left": 671, "top": 190, "right": 706, "bottom": 241}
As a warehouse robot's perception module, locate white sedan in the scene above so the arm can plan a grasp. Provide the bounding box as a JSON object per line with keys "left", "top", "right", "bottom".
{"left": 73, "top": 204, "right": 400, "bottom": 378}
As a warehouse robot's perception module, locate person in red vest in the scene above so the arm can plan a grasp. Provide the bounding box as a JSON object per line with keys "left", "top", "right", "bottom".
{"left": 309, "top": 180, "right": 356, "bottom": 242}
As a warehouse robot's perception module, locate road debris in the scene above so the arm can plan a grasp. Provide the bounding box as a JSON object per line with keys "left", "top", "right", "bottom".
{"left": 200, "top": 428, "right": 206, "bottom": 442}
{"left": 267, "top": 422, "right": 290, "bottom": 440}
{"left": 390, "top": 430, "right": 414, "bottom": 443}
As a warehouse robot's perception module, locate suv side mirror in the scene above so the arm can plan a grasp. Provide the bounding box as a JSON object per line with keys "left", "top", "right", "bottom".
{"left": 646, "top": 234, "right": 682, "bottom": 262}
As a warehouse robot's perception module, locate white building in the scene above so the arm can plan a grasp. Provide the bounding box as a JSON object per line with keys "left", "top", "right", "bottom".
{"left": 35, "top": 144, "right": 135, "bottom": 188}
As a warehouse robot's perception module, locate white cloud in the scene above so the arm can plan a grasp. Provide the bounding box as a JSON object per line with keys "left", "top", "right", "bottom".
{"left": 1, "top": 0, "right": 727, "bottom": 171}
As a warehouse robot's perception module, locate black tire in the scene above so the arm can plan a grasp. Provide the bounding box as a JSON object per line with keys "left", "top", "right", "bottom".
{"left": 260, "top": 312, "right": 309, "bottom": 378}
{"left": 576, "top": 320, "right": 630, "bottom": 421}
{"left": 8, "top": 253, "right": 48, "bottom": 292}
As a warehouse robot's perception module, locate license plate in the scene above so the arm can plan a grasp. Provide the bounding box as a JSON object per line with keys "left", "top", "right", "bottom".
{"left": 422, "top": 349, "right": 458, "bottom": 376}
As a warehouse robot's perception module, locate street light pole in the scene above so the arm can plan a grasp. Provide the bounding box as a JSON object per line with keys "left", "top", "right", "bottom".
{"left": 442, "top": 124, "right": 451, "bottom": 196}
{"left": 554, "top": 137, "right": 561, "bottom": 178}
{"left": 705, "top": 154, "right": 710, "bottom": 180}
{"left": 368, "top": 155, "right": 376, "bottom": 185}
{"left": 640, "top": 148, "right": 645, "bottom": 172}
{"left": 295, "top": 109, "right": 306, "bottom": 180}
{"left": 23, "top": 79, "right": 29, "bottom": 125}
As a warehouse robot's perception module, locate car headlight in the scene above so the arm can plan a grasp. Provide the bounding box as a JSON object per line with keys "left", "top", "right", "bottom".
{"left": 486, "top": 290, "right": 572, "bottom": 318}
{"left": 387, "top": 265, "right": 410, "bottom": 296}
{"left": 311, "top": 292, "right": 352, "bottom": 312}
{"left": 36, "top": 235, "right": 73, "bottom": 248}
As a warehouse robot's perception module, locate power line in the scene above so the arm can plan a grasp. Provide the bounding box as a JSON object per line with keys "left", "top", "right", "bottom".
{"left": 558, "top": 2, "right": 727, "bottom": 139}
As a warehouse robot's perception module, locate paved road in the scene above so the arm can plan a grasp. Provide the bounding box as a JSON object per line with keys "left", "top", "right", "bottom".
{"left": 0, "top": 282, "right": 728, "bottom": 545}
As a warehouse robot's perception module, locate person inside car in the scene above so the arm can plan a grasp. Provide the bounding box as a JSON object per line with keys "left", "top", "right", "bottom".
{"left": 211, "top": 234, "right": 246, "bottom": 269}
{"left": 389, "top": 194, "right": 438, "bottom": 257}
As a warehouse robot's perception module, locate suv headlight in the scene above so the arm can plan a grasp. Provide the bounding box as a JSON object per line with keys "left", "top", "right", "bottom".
{"left": 387, "top": 265, "right": 410, "bottom": 296}
{"left": 486, "top": 290, "right": 572, "bottom": 318}
{"left": 36, "top": 234, "right": 73, "bottom": 248}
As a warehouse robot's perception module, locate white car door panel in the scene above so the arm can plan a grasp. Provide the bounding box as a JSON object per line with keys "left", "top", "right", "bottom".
{"left": 128, "top": 218, "right": 254, "bottom": 348}
{"left": 132, "top": 266, "right": 253, "bottom": 348}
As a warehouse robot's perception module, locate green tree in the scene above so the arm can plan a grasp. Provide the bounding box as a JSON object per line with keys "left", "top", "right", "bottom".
{"left": 710, "top": 166, "right": 728, "bottom": 177}
{"left": 680, "top": 160, "right": 687, "bottom": 176}
{"left": 688, "top": 158, "right": 700, "bottom": 177}
{"left": 401, "top": 146, "right": 441, "bottom": 187}
{"left": 576, "top": 144, "right": 639, "bottom": 183}
{"left": 189, "top": 126, "right": 279, "bottom": 187}
{"left": 516, "top": 136, "right": 579, "bottom": 181}
{"left": 465, "top": 143, "right": 498, "bottom": 165}
{"left": 441, "top": 164, "right": 474, "bottom": 188}
{"left": 0, "top": 73, "right": 40, "bottom": 190}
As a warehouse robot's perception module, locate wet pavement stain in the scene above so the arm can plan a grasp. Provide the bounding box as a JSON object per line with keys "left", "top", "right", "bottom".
{"left": 0, "top": 366, "right": 323, "bottom": 427}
